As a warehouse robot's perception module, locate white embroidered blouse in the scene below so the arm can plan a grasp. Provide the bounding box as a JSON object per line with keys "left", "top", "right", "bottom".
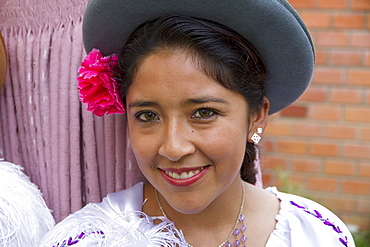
{"left": 38, "top": 182, "right": 355, "bottom": 247}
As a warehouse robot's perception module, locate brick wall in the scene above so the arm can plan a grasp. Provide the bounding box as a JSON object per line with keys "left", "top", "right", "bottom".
{"left": 260, "top": 0, "right": 370, "bottom": 231}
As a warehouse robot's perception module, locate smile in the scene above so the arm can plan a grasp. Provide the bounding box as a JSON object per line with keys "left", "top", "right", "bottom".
{"left": 160, "top": 166, "right": 209, "bottom": 186}
{"left": 165, "top": 169, "right": 202, "bottom": 179}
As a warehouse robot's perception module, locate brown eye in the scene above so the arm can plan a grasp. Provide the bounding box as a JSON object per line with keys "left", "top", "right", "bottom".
{"left": 192, "top": 108, "right": 216, "bottom": 119}
{"left": 136, "top": 111, "right": 159, "bottom": 122}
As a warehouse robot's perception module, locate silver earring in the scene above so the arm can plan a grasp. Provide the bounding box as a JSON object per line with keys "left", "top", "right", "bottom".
{"left": 251, "top": 128, "right": 263, "bottom": 144}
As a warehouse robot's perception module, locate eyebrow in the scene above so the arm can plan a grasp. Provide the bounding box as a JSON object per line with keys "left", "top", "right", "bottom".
{"left": 128, "top": 97, "right": 229, "bottom": 109}
{"left": 128, "top": 101, "right": 159, "bottom": 108}
{"left": 185, "top": 97, "right": 229, "bottom": 105}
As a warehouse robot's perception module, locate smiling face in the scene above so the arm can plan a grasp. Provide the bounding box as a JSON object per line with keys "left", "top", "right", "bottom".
{"left": 126, "top": 49, "right": 252, "bottom": 214}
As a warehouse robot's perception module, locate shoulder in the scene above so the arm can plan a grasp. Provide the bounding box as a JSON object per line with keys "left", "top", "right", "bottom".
{"left": 38, "top": 183, "right": 145, "bottom": 247}
{"left": 96, "top": 182, "right": 144, "bottom": 215}
{"left": 39, "top": 183, "right": 187, "bottom": 247}
{"left": 265, "top": 187, "right": 355, "bottom": 247}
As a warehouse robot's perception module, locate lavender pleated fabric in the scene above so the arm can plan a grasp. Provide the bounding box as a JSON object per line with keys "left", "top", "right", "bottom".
{"left": 0, "top": 0, "right": 262, "bottom": 224}
{"left": 0, "top": 0, "right": 145, "bottom": 223}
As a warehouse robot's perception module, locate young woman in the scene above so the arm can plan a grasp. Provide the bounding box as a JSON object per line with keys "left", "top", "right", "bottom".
{"left": 39, "top": 1, "right": 355, "bottom": 246}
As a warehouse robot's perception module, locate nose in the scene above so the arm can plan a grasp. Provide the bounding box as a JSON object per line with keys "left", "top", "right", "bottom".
{"left": 158, "top": 119, "right": 195, "bottom": 161}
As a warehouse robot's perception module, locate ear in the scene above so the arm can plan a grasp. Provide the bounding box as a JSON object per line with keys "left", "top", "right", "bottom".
{"left": 248, "top": 97, "right": 270, "bottom": 142}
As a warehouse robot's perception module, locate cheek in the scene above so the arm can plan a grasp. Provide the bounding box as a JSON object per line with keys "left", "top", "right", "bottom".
{"left": 127, "top": 124, "right": 158, "bottom": 166}
{"left": 130, "top": 137, "right": 153, "bottom": 161}
{"left": 129, "top": 137, "right": 159, "bottom": 180}
{"left": 202, "top": 125, "right": 247, "bottom": 167}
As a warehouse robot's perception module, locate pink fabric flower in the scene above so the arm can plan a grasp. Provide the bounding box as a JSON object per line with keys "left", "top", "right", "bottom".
{"left": 77, "top": 49, "right": 125, "bottom": 117}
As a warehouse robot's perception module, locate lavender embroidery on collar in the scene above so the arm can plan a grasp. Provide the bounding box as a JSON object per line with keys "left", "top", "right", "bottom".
{"left": 290, "top": 201, "right": 349, "bottom": 246}
{"left": 52, "top": 231, "right": 105, "bottom": 247}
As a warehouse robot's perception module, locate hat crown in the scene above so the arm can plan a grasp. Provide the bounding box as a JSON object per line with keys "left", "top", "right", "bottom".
{"left": 82, "top": 0, "right": 314, "bottom": 114}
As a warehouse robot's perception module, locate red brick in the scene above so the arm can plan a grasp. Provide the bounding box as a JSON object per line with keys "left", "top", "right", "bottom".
{"left": 308, "top": 177, "right": 338, "bottom": 192}
{"left": 359, "top": 163, "right": 370, "bottom": 177}
{"left": 325, "top": 160, "right": 356, "bottom": 176}
{"left": 290, "top": 175, "right": 307, "bottom": 187}
{"left": 345, "top": 107, "right": 370, "bottom": 123}
{"left": 288, "top": 0, "right": 316, "bottom": 8}
{"left": 351, "top": 0, "right": 370, "bottom": 10}
{"left": 326, "top": 125, "right": 357, "bottom": 139}
{"left": 361, "top": 127, "right": 370, "bottom": 141}
{"left": 344, "top": 144, "right": 370, "bottom": 159}
{"left": 299, "top": 87, "right": 328, "bottom": 102}
{"left": 341, "top": 216, "right": 370, "bottom": 231}
{"left": 330, "top": 50, "right": 362, "bottom": 66}
{"left": 367, "top": 90, "right": 370, "bottom": 104}
{"left": 334, "top": 13, "right": 366, "bottom": 29}
{"left": 292, "top": 159, "right": 321, "bottom": 172}
{"left": 265, "top": 121, "right": 292, "bottom": 136}
{"left": 263, "top": 156, "right": 287, "bottom": 169}
{"left": 315, "top": 49, "right": 329, "bottom": 65}
{"left": 300, "top": 12, "right": 332, "bottom": 28}
{"left": 318, "top": 0, "right": 347, "bottom": 9}
{"left": 276, "top": 174, "right": 306, "bottom": 190}
{"left": 278, "top": 140, "right": 307, "bottom": 154}
{"left": 358, "top": 199, "right": 370, "bottom": 214}
{"left": 320, "top": 197, "right": 356, "bottom": 212}
{"left": 262, "top": 173, "right": 273, "bottom": 186}
{"left": 330, "top": 88, "right": 362, "bottom": 104}
{"left": 294, "top": 123, "right": 325, "bottom": 137}
{"left": 310, "top": 105, "right": 341, "bottom": 120}
{"left": 310, "top": 142, "right": 339, "bottom": 156}
{"left": 348, "top": 69, "right": 370, "bottom": 86}
{"left": 351, "top": 32, "right": 370, "bottom": 48}
{"left": 342, "top": 180, "right": 370, "bottom": 195}
{"left": 280, "top": 105, "right": 308, "bottom": 118}
{"left": 312, "top": 67, "right": 345, "bottom": 84}
{"left": 316, "top": 31, "right": 349, "bottom": 47}
{"left": 261, "top": 138, "right": 274, "bottom": 152}
{"left": 365, "top": 52, "right": 370, "bottom": 66}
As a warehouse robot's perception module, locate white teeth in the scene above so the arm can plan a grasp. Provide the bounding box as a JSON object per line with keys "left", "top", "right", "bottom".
{"left": 165, "top": 168, "right": 203, "bottom": 180}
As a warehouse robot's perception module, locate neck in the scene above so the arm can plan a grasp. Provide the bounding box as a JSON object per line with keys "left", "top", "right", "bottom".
{"left": 155, "top": 177, "right": 244, "bottom": 246}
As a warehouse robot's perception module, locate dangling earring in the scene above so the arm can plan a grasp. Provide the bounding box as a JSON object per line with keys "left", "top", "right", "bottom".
{"left": 251, "top": 128, "right": 263, "bottom": 144}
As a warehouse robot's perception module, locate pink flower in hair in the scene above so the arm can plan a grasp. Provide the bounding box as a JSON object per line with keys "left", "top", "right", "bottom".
{"left": 77, "top": 49, "right": 125, "bottom": 117}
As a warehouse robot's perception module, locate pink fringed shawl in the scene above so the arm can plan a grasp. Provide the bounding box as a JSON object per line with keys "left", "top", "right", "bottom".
{"left": 0, "top": 0, "right": 145, "bottom": 223}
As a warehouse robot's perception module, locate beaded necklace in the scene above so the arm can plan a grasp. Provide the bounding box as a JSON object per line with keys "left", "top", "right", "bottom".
{"left": 155, "top": 180, "right": 247, "bottom": 247}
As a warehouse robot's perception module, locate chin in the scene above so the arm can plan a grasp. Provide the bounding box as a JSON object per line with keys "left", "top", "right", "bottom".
{"left": 165, "top": 193, "right": 214, "bottom": 215}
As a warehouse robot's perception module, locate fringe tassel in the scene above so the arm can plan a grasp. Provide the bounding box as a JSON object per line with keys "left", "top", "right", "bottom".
{"left": 39, "top": 204, "right": 188, "bottom": 247}
{"left": 0, "top": 160, "right": 55, "bottom": 246}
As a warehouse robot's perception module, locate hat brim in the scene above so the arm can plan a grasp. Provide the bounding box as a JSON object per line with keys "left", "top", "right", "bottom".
{"left": 82, "top": 0, "right": 315, "bottom": 114}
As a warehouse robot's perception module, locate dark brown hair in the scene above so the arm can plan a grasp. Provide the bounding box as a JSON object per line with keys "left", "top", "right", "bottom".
{"left": 117, "top": 16, "right": 267, "bottom": 184}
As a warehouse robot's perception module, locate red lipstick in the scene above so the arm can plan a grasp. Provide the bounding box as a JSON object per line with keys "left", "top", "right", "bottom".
{"left": 159, "top": 166, "right": 209, "bottom": 187}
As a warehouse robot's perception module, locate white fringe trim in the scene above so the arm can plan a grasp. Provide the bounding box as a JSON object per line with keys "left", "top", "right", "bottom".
{"left": 39, "top": 204, "right": 188, "bottom": 247}
{"left": 0, "top": 161, "right": 55, "bottom": 246}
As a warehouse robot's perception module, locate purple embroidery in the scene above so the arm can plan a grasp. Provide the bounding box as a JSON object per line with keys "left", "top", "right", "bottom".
{"left": 52, "top": 231, "right": 105, "bottom": 246}
{"left": 290, "top": 201, "right": 305, "bottom": 209}
{"left": 340, "top": 237, "right": 349, "bottom": 245}
{"left": 290, "top": 201, "right": 349, "bottom": 247}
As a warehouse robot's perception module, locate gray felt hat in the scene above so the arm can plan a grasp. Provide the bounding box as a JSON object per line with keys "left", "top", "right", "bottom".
{"left": 82, "top": 0, "right": 315, "bottom": 114}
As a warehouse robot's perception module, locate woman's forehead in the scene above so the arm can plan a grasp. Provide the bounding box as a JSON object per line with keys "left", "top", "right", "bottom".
{"left": 133, "top": 51, "right": 213, "bottom": 91}
{"left": 127, "top": 51, "right": 246, "bottom": 106}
